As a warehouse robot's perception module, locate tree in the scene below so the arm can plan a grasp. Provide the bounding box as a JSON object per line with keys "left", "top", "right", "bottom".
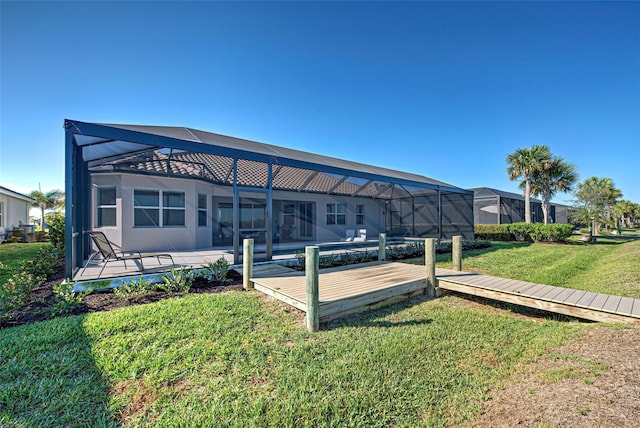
{"left": 612, "top": 200, "right": 640, "bottom": 229}
{"left": 506, "top": 145, "right": 551, "bottom": 223}
{"left": 572, "top": 177, "right": 622, "bottom": 236}
{"left": 28, "top": 189, "right": 64, "bottom": 232}
{"left": 529, "top": 156, "right": 578, "bottom": 224}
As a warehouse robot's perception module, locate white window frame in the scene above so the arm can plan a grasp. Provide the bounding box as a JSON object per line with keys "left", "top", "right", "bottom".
{"left": 133, "top": 189, "right": 186, "bottom": 228}
{"left": 162, "top": 191, "right": 186, "bottom": 227}
{"left": 96, "top": 187, "right": 117, "bottom": 227}
{"left": 197, "top": 193, "right": 207, "bottom": 227}
{"left": 356, "top": 204, "right": 365, "bottom": 225}
{"left": 326, "top": 203, "right": 346, "bottom": 225}
{"left": 0, "top": 201, "right": 4, "bottom": 227}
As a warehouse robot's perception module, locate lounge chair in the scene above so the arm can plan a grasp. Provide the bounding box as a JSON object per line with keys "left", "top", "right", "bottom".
{"left": 80, "top": 231, "right": 175, "bottom": 278}
{"left": 341, "top": 229, "right": 356, "bottom": 242}
{"left": 353, "top": 229, "right": 367, "bottom": 242}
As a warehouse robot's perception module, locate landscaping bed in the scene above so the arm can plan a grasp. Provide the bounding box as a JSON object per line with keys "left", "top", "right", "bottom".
{"left": 1, "top": 270, "right": 243, "bottom": 328}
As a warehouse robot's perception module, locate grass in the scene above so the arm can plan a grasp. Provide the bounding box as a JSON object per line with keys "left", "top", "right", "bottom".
{"left": 0, "top": 242, "right": 49, "bottom": 284}
{"left": 0, "top": 291, "right": 581, "bottom": 427}
{"left": 2, "top": 238, "right": 638, "bottom": 426}
{"left": 412, "top": 239, "right": 640, "bottom": 298}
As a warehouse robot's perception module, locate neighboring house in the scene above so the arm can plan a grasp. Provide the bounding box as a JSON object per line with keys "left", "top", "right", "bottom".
{"left": 470, "top": 187, "right": 569, "bottom": 225}
{"left": 64, "top": 120, "right": 474, "bottom": 276}
{"left": 0, "top": 186, "right": 34, "bottom": 242}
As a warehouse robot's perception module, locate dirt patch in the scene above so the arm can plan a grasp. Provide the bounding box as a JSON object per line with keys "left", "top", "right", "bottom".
{"left": 1, "top": 271, "right": 244, "bottom": 328}
{"left": 470, "top": 327, "right": 640, "bottom": 428}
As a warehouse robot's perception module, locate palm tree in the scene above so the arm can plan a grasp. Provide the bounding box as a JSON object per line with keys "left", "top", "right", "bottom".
{"left": 506, "top": 145, "right": 551, "bottom": 223}
{"left": 28, "top": 189, "right": 64, "bottom": 231}
{"left": 573, "top": 177, "right": 622, "bottom": 235}
{"left": 530, "top": 156, "right": 578, "bottom": 224}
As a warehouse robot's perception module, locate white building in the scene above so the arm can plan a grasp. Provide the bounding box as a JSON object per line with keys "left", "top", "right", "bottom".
{"left": 0, "top": 186, "right": 34, "bottom": 242}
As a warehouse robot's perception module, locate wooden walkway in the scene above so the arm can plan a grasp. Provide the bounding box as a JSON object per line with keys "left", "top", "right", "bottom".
{"left": 436, "top": 269, "right": 640, "bottom": 324}
{"left": 251, "top": 262, "right": 640, "bottom": 324}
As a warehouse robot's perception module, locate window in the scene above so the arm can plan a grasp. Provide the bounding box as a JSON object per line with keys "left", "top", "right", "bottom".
{"left": 163, "top": 191, "right": 185, "bottom": 226}
{"left": 0, "top": 202, "right": 4, "bottom": 227}
{"left": 326, "top": 203, "right": 346, "bottom": 225}
{"left": 197, "top": 194, "right": 207, "bottom": 227}
{"left": 97, "top": 188, "right": 116, "bottom": 227}
{"left": 356, "top": 204, "right": 364, "bottom": 225}
{"left": 134, "top": 189, "right": 185, "bottom": 227}
{"left": 240, "top": 203, "right": 266, "bottom": 229}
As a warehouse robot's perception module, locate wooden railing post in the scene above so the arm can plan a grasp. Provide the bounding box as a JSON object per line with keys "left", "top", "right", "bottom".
{"left": 306, "top": 246, "right": 320, "bottom": 332}
{"left": 425, "top": 238, "right": 436, "bottom": 298}
{"left": 378, "top": 233, "right": 386, "bottom": 261}
{"left": 243, "top": 238, "right": 254, "bottom": 290}
{"left": 452, "top": 235, "right": 462, "bottom": 271}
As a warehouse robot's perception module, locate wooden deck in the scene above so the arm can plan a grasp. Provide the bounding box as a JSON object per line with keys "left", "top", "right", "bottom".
{"left": 252, "top": 261, "right": 428, "bottom": 321}
{"left": 251, "top": 262, "right": 640, "bottom": 324}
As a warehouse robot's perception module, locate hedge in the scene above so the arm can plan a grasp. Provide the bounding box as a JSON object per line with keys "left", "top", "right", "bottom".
{"left": 474, "top": 223, "right": 573, "bottom": 243}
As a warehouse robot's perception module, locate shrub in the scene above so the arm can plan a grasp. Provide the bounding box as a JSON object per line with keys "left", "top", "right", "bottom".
{"left": 45, "top": 213, "right": 65, "bottom": 251}
{"left": 529, "top": 224, "right": 574, "bottom": 242}
{"left": 474, "top": 224, "right": 514, "bottom": 241}
{"left": 114, "top": 275, "right": 157, "bottom": 298}
{"left": 0, "top": 270, "right": 38, "bottom": 320}
{"left": 158, "top": 267, "right": 193, "bottom": 293}
{"left": 507, "top": 223, "right": 536, "bottom": 241}
{"left": 202, "top": 257, "right": 232, "bottom": 283}
{"left": 50, "top": 281, "right": 88, "bottom": 316}
{"left": 20, "top": 245, "right": 64, "bottom": 280}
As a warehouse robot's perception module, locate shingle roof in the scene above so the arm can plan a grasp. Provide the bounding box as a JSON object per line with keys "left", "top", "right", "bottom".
{"left": 93, "top": 149, "right": 400, "bottom": 198}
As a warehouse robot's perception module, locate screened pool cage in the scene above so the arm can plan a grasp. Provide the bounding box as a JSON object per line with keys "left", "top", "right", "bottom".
{"left": 65, "top": 120, "right": 474, "bottom": 278}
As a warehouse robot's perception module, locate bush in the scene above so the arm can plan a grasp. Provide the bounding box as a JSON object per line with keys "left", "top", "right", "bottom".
{"left": 158, "top": 267, "right": 193, "bottom": 293}
{"left": 114, "top": 275, "right": 157, "bottom": 298}
{"left": 474, "top": 224, "right": 514, "bottom": 241}
{"left": 0, "top": 270, "right": 38, "bottom": 320}
{"left": 201, "top": 257, "right": 232, "bottom": 283}
{"left": 46, "top": 213, "right": 65, "bottom": 251}
{"left": 507, "top": 223, "right": 536, "bottom": 241}
{"left": 0, "top": 245, "right": 64, "bottom": 321}
{"left": 20, "top": 245, "right": 64, "bottom": 280}
{"left": 50, "top": 281, "right": 88, "bottom": 316}
{"left": 529, "top": 224, "right": 574, "bottom": 242}
{"left": 436, "top": 239, "right": 491, "bottom": 253}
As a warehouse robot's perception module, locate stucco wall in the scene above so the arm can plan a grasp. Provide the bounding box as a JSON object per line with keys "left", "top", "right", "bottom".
{"left": 0, "top": 193, "right": 31, "bottom": 238}
{"left": 91, "top": 172, "right": 387, "bottom": 252}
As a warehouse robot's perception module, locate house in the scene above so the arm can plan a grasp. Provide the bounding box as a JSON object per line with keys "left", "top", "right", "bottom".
{"left": 0, "top": 186, "right": 34, "bottom": 242}
{"left": 470, "top": 187, "right": 569, "bottom": 224}
{"left": 64, "top": 120, "right": 474, "bottom": 277}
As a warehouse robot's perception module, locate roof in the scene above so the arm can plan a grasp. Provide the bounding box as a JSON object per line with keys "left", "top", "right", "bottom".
{"left": 66, "top": 119, "right": 471, "bottom": 195}
{"left": 0, "top": 186, "right": 35, "bottom": 203}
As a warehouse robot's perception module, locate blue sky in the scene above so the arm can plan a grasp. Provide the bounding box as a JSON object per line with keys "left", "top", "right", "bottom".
{"left": 1, "top": 1, "right": 638, "bottom": 205}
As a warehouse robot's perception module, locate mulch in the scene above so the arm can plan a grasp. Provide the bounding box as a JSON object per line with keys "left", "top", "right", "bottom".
{"left": 1, "top": 271, "right": 244, "bottom": 329}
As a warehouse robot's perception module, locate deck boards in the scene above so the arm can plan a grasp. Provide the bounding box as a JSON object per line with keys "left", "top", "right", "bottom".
{"left": 251, "top": 261, "right": 640, "bottom": 324}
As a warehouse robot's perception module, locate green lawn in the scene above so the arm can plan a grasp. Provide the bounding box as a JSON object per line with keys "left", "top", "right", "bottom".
{"left": 0, "top": 291, "right": 579, "bottom": 427}
{"left": 0, "top": 242, "right": 50, "bottom": 284}
{"left": 3, "top": 239, "right": 639, "bottom": 427}
{"left": 421, "top": 239, "right": 640, "bottom": 298}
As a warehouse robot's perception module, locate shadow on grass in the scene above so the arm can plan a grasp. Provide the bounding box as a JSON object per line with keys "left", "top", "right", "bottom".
{"left": 0, "top": 315, "right": 121, "bottom": 427}
{"left": 324, "top": 293, "right": 434, "bottom": 330}
{"left": 445, "top": 291, "right": 593, "bottom": 323}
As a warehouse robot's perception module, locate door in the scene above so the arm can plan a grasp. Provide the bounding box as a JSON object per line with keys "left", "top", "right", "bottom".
{"left": 281, "top": 203, "right": 295, "bottom": 242}
{"left": 299, "top": 202, "right": 314, "bottom": 239}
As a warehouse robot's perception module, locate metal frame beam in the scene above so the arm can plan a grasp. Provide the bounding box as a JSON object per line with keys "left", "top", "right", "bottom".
{"left": 66, "top": 120, "right": 471, "bottom": 195}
